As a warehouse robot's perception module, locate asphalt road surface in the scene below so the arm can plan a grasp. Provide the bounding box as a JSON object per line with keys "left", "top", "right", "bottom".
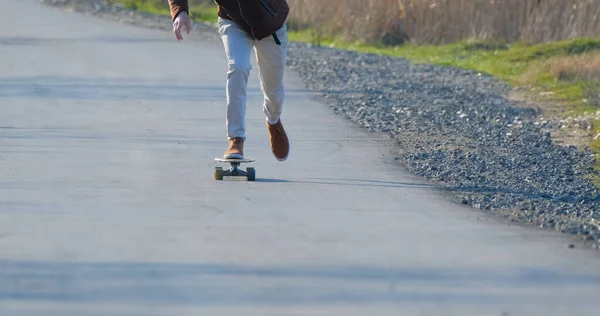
{"left": 1, "top": 1, "right": 599, "bottom": 315}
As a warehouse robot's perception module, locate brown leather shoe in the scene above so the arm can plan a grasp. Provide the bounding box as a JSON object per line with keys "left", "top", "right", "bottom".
{"left": 267, "top": 119, "right": 289, "bottom": 161}
{"left": 224, "top": 137, "right": 244, "bottom": 159}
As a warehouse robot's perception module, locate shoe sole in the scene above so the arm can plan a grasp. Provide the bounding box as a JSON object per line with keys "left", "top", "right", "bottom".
{"left": 274, "top": 150, "right": 289, "bottom": 161}
{"left": 224, "top": 154, "right": 244, "bottom": 159}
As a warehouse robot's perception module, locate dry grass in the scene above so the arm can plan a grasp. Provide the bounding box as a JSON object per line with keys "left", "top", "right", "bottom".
{"left": 522, "top": 53, "right": 600, "bottom": 81}
{"left": 287, "top": 0, "right": 600, "bottom": 45}
{"left": 559, "top": 54, "right": 600, "bottom": 107}
{"left": 521, "top": 52, "right": 600, "bottom": 106}
{"left": 522, "top": 0, "right": 600, "bottom": 43}
{"left": 549, "top": 53, "right": 600, "bottom": 81}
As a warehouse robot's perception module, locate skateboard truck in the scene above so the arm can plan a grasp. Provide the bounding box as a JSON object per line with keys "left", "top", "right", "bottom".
{"left": 214, "top": 158, "right": 256, "bottom": 181}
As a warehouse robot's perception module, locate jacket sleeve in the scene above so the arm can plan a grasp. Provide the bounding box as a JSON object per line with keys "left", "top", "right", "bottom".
{"left": 168, "top": 0, "right": 189, "bottom": 21}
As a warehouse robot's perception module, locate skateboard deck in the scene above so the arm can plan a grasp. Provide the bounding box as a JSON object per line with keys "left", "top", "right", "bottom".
{"left": 214, "top": 158, "right": 256, "bottom": 181}
{"left": 214, "top": 158, "right": 256, "bottom": 163}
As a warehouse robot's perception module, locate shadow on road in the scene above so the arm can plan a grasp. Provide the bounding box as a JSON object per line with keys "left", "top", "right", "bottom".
{"left": 0, "top": 36, "right": 171, "bottom": 45}
{"left": 257, "top": 177, "right": 580, "bottom": 203}
{"left": 256, "top": 178, "right": 433, "bottom": 190}
{"left": 0, "top": 76, "right": 311, "bottom": 102}
{"left": 0, "top": 259, "right": 599, "bottom": 305}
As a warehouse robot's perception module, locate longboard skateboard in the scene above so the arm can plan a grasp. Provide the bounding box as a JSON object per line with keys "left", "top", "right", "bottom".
{"left": 214, "top": 158, "right": 256, "bottom": 181}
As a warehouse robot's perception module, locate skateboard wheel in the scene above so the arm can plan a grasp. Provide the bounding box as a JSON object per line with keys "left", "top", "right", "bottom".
{"left": 214, "top": 167, "right": 224, "bottom": 180}
{"left": 246, "top": 167, "right": 256, "bottom": 181}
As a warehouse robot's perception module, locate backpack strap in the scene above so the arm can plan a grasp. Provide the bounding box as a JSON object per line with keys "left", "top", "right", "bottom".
{"left": 272, "top": 33, "right": 281, "bottom": 45}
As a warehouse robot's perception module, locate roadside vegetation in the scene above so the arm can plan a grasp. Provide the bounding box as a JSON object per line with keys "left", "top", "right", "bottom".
{"left": 287, "top": 0, "right": 600, "bottom": 163}
{"left": 111, "top": 0, "right": 600, "bottom": 175}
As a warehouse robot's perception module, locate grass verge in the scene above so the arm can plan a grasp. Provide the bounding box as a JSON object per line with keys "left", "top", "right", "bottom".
{"left": 115, "top": 0, "right": 217, "bottom": 24}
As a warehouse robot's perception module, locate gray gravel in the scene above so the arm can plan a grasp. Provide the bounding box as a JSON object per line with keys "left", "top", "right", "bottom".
{"left": 287, "top": 45, "right": 600, "bottom": 245}
{"left": 42, "top": 0, "right": 600, "bottom": 249}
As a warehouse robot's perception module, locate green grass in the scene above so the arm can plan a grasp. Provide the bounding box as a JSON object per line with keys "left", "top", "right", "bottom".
{"left": 117, "top": 0, "right": 217, "bottom": 23}
{"left": 289, "top": 32, "right": 600, "bottom": 105}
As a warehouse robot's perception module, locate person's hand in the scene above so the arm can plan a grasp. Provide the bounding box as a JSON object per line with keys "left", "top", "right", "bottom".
{"left": 173, "top": 11, "right": 191, "bottom": 41}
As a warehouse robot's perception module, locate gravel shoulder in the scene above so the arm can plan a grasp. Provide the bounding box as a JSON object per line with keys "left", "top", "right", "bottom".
{"left": 41, "top": 0, "right": 600, "bottom": 250}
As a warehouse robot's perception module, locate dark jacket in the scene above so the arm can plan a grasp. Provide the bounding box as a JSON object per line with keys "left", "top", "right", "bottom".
{"left": 168, "top": 0, "right": 289, "bottom": 41}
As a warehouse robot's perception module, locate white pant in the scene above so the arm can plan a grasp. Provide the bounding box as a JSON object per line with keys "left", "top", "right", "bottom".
{"left": 217, "top": 17, "right": 289, "bottom": 140}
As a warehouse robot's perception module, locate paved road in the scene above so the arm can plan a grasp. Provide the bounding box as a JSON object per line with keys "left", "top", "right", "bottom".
{"left": 1, "top": 1, "right": 599, "bottom": 315}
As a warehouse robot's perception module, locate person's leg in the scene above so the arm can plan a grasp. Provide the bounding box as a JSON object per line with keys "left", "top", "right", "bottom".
{"left": 254, "top": 24, "right": 290, "bottom": 161}
{"left": 254, "top": 24, "right": 288, "bottom": 124}
{"left": 218, "top": 17, "right": 254, "bottom": 158}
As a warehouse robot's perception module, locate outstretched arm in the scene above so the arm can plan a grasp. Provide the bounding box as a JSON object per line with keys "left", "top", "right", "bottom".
{"left": 168, "top": 0, "right": 191, "bottom": 40}
{"left": 168, "top": 0, "right": 189, "bottom": 21}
